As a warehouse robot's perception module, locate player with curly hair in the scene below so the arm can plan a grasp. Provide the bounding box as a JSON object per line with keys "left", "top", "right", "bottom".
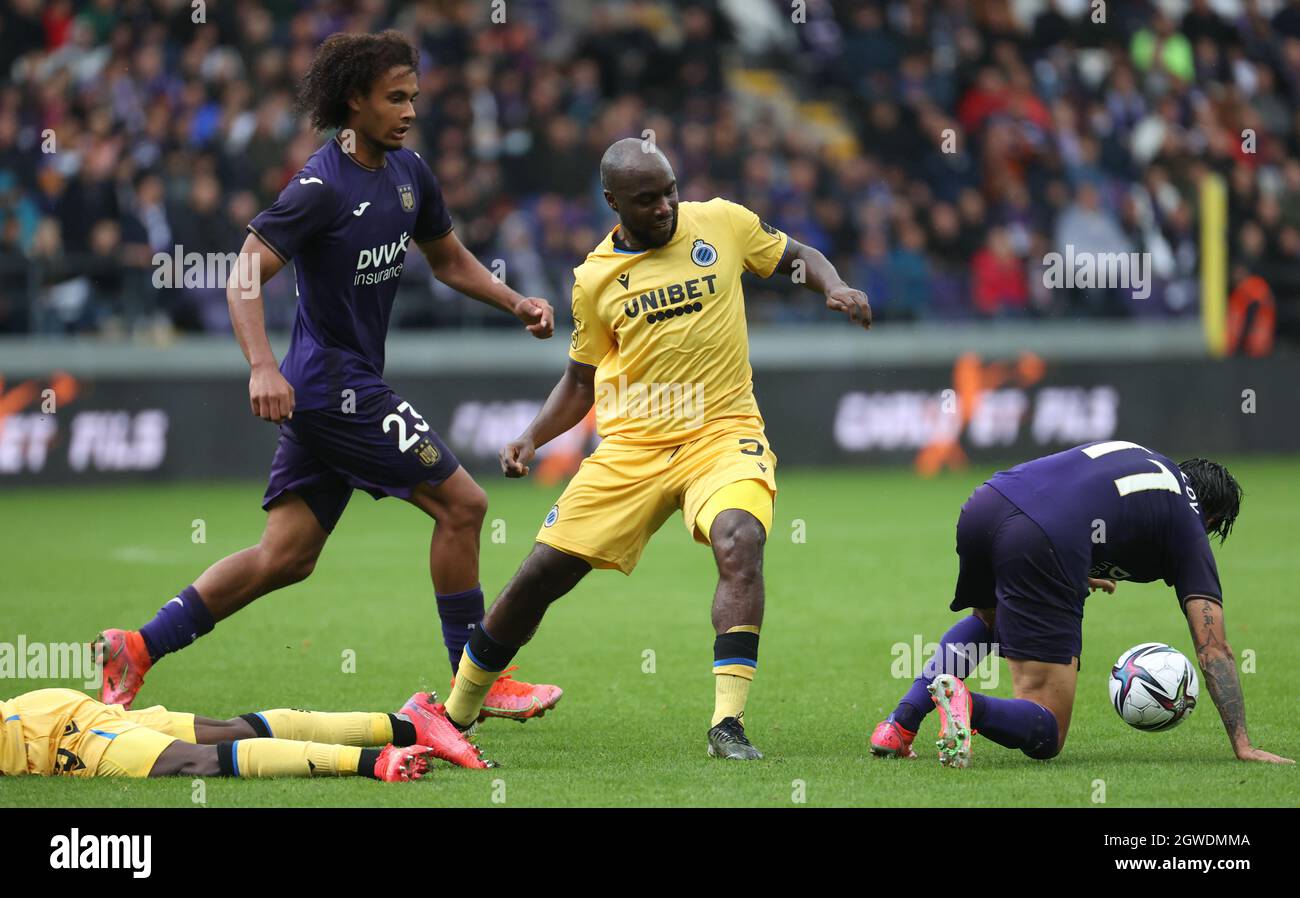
{"left": 93, "top": 31, "right": 562, "bottom": 729}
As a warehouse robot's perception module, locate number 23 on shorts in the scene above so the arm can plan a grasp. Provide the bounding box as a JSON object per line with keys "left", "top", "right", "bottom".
{"left": 381, "top": 401, "right": 430, "bottom": 453}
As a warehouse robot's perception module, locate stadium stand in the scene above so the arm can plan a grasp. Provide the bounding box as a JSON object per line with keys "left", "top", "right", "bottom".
{"left": 0, "top": 0, "right": 1296, "bottom": 347}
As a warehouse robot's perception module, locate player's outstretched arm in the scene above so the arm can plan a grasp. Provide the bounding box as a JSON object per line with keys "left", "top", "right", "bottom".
{"left": 773, "top": 237, "right": 872, "bottom": 329}
{"left": 418, "top": 230, "right": 554, "bottom": 338}
{"left": 1184, "top": 597, "right": 1293, "bottom": 764}
{"left": 228, "top": 233, "right": 295, "bottom": 424}
{"left": 500, "top": 360, "right": 595, "bottom": 477}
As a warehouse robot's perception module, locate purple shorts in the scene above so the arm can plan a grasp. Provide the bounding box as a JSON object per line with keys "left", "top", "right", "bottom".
{"left": 263, "top": 388, "right": 460, "bottom": 532}
{"left": 949, "top": 483, "right": 1086, "bottom": 666}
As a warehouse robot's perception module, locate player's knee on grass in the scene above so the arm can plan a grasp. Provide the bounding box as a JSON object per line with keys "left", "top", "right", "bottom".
{"left": 709, "top": 509, "right": 766, "bottom": 582}
{"left": 1022, "top": 704, "right": 1063, "bottom": 760}
{"left": 1007, "top": 657, "right": 1076, "bottom": 758}
{"left": 1006, "top": 691, "right": 1069, "bottom": 759}
{"left": 149, "top": 741, "right": 221, "bottom": 777}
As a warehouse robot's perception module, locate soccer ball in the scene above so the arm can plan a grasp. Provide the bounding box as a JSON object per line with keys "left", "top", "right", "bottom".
{"left": 1109, "top": 642, "right": 1199, "bottom": 731}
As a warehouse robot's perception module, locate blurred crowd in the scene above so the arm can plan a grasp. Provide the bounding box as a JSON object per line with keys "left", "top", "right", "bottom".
{"left": 0, "top": 0, "right": 1298, "bottom": 342}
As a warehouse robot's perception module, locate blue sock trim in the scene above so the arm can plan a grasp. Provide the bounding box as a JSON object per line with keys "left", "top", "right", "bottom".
{"left": 463, "top": 642, "right": 502, "bottom": 673}
{"left": 463, "top": 622, "right": 514, "bottom": 673}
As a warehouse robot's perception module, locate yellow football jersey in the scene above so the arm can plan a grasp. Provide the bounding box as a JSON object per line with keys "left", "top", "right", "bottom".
{"left": 0, "top": 689, "right": 159, "bottom": 777}
{"left": 569, "top": 198, "right": 788, "bottom": 446}
{"left": 1, "top": 699, "right": 24, "bottom": 776}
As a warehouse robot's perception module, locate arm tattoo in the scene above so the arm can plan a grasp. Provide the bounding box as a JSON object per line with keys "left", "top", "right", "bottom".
{"left": 1186, "top": 598, "right": 1246, "bottom": 748}
{"left": 1201, "top": 653, "right": 1247, "bottom": 745}
{"left": 1190, "top": 600, "right": 1225, "bottom": 654}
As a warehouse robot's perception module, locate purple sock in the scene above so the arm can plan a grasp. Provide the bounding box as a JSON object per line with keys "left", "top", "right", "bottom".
{"left": 892, "top": 614, "right": 994, "bottom": 732}
{"left": 436, "top": 584, "right": 484, "bottom": 675}
{"left": 970, "top": 693, "right": 1060, "bottom": 759}
{"left": 138, "top": 585, "right": 215, "bottom": 662}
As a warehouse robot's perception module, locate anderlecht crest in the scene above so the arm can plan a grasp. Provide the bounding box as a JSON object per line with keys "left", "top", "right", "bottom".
{"left": 416, "top": 439, "right": 440, "bottom": 467}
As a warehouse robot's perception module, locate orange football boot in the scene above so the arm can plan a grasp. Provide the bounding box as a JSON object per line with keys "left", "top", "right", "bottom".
{"left": 397, "top": 692, "right": 493, "bottom": 769}
{"left": 93, "top": 629, "right": 153, "bottom": 710}
{"left": 452, "top": 666, "right": 563, "bottom": 722}
{"left": 373, "top": 744, "right": 435, "bottom": 782}
{"left": 870, "top": 714, "right": 919, "bottom": 759}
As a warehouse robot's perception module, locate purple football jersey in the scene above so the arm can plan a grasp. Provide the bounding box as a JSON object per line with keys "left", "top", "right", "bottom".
{"left": 248, "top": 138, "right": 452, "bottom": 411}
{"left": 987, "top": 441, "right": 1223, "bottom": 606}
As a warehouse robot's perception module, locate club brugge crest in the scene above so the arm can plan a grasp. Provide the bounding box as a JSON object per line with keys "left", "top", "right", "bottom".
{"left": 691, "top": 239, "right": 717, "bottom": 267}
{"left": 397, "top": 183, "right": 415, "bottom": 212}
{"left": 416, "top": 438, "right": 440, "bottom": 467}
{"left": 544, "top": 504, "right": 559, "bottom": 527}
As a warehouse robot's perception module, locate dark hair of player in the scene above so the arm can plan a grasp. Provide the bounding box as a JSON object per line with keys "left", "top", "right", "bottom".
{"left": 295, "top": 30, "right": 419, "bottom": 132}
{"left": 1179, "top": 458, "right": 1243, "bottom": 543}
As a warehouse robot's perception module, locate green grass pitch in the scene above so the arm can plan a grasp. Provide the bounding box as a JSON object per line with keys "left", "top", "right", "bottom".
{"left": 2, "top": 460, "right": 1297, "bottom": 807}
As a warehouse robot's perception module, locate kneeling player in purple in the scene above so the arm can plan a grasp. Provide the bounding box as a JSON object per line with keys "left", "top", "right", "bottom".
{"left": 870, "top": 440, "right": 1292, "bottom": 767}
{"left": 92, "top": 32, "right": 561, "bottom": 728}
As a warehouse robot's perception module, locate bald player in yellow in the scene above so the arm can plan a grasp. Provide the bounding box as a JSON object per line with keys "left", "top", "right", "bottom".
{"left": 1, "top": 686, "right": 489, "bottom": 780}
{"left": 442, "top": 138, "right": 872, "bottom": 759}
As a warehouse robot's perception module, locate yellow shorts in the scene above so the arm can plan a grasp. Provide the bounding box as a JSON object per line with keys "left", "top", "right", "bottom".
{"left": 125, "top": 704, "right": 197, "bottom": 743}
{"left": 88, "top": 704, "right": 196, "bottom": 778}
{"left": 94, "top": 723, "right": 179, "bottom": 777}
{"left": 536, "top": 423, "right": 777, "bottom": 574}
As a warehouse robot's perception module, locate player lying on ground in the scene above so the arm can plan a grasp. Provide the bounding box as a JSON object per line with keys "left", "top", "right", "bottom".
{"left": 92, "top": 31, "right": 559, "bottom": 724}
{"left": 869, "top": 440, "right": 1293, "bottom": 767}
{"left": 1, "top": 687, "right": 490, "bottom": 780}
{"left": 439, "top": 138, "right": 873, "bottom": 760}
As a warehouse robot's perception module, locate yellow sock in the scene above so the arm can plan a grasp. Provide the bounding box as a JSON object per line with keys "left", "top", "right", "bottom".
{"left": 233, "top": 739, "right": 363, "bottom": 777}
{"left": 712, "top": 673, "right": 753, "bottom": 728}
{"left": 250, "top": 710, "right": 392, "bottom": 746}
{"left": 445, "top": 651, "right": 498, "bottom": 727}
